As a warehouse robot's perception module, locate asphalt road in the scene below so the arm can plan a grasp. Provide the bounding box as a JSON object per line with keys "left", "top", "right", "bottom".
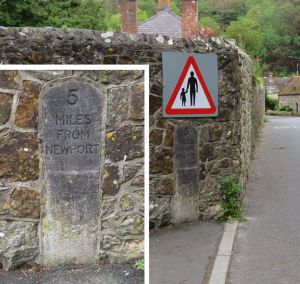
{"left": 150, "top": 221, "right": 223, "bottom": 284}
{"left": 228, "top": 116, "right": 300, "bottom": 283}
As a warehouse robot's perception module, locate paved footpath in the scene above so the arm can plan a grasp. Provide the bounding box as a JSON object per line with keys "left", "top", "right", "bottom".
{"left": 0, "top": 264, "right": 143, "bottom": 284}
{"left": 150, "top": 221, "right": 223, "bottom": 284}
{"left": 228, "top": 116, "right": 300, "bottom": 284}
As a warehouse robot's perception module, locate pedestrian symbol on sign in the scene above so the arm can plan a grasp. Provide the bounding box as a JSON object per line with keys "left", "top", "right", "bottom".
{"left": 163, "top": 53, "right": 218, "bottom": 117}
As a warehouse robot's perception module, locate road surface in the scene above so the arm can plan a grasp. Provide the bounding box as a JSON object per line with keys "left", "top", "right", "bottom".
{"left": 228, "top": 116, "right": 300, "bottom": 283}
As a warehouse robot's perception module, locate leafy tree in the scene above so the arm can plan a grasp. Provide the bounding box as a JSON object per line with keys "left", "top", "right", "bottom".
{"left": 199, "top": 0, "right": 247, "bottom": 25}
{"left": 0, "top": 0, "right": 44, "bottom": 26}
{"left": 43, "top": 0, "right": 108, "bottom": 30}
{"left": 225, "top": 16, "right": 263, "bottom": 57}
{"left": 137, "top": 8, "right": 149, "bottom": 23}
{"left": 106, "top": 14, "right": 121, "bottom": 32}
{"left": 0, "top": 0, "right": 298, "bottom": 75}
{"left": 138, "top": 0, "right": 156, "bottom": 17}
{"left": 199, "top": 16, "right": 221, "bottom": 35}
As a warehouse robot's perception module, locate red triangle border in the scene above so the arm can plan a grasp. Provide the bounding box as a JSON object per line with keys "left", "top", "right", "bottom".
{"left": 165, "top": 56, "right": 217, "bottom": 115}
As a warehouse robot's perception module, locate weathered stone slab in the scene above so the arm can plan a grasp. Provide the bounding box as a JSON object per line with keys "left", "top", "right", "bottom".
{"left": 106, "top": 86, "right": 129, "bottom": 129}
{"left": 0, "top": 187, "right": 11, "bottom": 215}
{"left": 15, "top": 80, "right": 42, "bottom": 129}
{"left": 130, "top": 83, "right": 144, "bottom": 120}
{"left": 0, "top": 71, "right": 19, "bottom": 90}
{"left": 39, "top": 79, "right": 103, "bottom": 266}
{"left": 150, "top": 148, "right": 173, "bottom": 174}
{"left": 0, "top": 130, "right": 39, "bottom": 181}
{"left": 151, "top": 177, "right": 174, "bottom": 196}
{"left": 11, "top": 188, "right": 40, "bottom": 218}
{"left": 105, "top": 126, "right": 143, "bottom": 162}
{"left": 173, "top": 125, "right": 199, "bottom": 224}
{"left": 0, "top": 220, "right": 38, "bottom": 271}
{"left": 102, "top": 164, "right": 120, "bottom": 196}
{"left": 0, "top": 93, "right": 13, "bottom": 125}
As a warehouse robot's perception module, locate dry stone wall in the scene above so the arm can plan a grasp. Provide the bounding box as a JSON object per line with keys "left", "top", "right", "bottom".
{"left": 0, "top": 69, "right": 144, "bottom": 270}
{"left": 0, "top": 27, "right": 265, "bottom": 231}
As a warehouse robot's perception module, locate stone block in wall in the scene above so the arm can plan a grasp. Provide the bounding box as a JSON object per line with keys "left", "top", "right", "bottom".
{"left": 149, "top": 196, "right": 172, "bottom": 229}
{"left": 130, "top": 83, "right": 144, "bottom": 120}
{"left": 150, "top": 81, "right": 163, "bottom": 97}
{"left": 98, "top": 70, "right": 143, "bottom": 85}
{"left": 101, "top": 211, "right": 120, "bottom": 231}
{"left": 105, "top": 126, "right": 144, "bottom": 162}
{"left": 150, "top": 148, "right": 173, "bottom": 174}
{"left": 101, "top": 198, "right": 117, "bottom": 219}
{"left": 103, "top": 56, "right": 118, "bottom": 64}
{"left": 123, "top": 163, "right": 143, "bottom": 182}
{"left": 11, "top": 188, "right": 40, "bottom": 219}
{"left": 150, "top": 95, "right": 162, "bottom": 115}
{"left": 150, "top": 177, "right": 174, "bottom": 196}
{"left": 23, "top": 70, "right": 72, "bottom": 81}
{"left": 0, "top": 130, "right": 39, "bottom": 181}
{"left": 15, "top": 80, "right": 42, "bottom": 129}
{"left": 154, "top": 112, "right": 169, "bottom": 129}
{"left": 199, "top": 143, "right": 214, "bottom": 162}
{"left": 118, "top": 214, "right": 144, "bottom": 236}
{"left": 0, "top": 187, "right": 11, "bottom": 215}
{"left": 131, "top": 175, "right": 144, "bottom": 187}
{"left": 150, "top": 129, "right": 163, "bottom": 146}
{"left": 209, "top": 158, "right": 233, "bottom": 175}
{"left": 199, "top": 201, "right": 221, "bottom": 220}
{"left": 0, "top": 220, "right": 38, "bottom": 270}
{"left": 122, "top": 240, "right": 144, "bottom": 260}
{"left": 106, "top": 86, "right": 130, "bottom": 129}
{"left": 214, "top": 144, "right": 238, "bottom": 160}
{"left": 120, "top": 194, "right": 135, "bottom": 211}
{"left": 101, "top": 234, "right": 122, "bottom": 251}
{"left": 199, "top": 163, "right": 207, "bottom": 180}
{"left": 150, "top": 64, "right": 162, "bottom": 78}
{"left": 118, "top": 55, "right": 135, "bottom": 64}
{"left": 218, "top": 108, "right": 233, "bottom": 122}
{"left": 208, "top": 124, "right": 223, "bottom": 142}
{"left": 102, "top": 164, "right": 120, "bottom": 196}
{"left": 0, "top": 71, "right": 19, "bottom": 90}
{"left": 163, "top": 125, "right": 174, "bottom": 147}
{"left": 0, "top": 93, "right": 13, "bottom": 125}
{"left": 102, "top": 211, "right": 143, "bottom": 235}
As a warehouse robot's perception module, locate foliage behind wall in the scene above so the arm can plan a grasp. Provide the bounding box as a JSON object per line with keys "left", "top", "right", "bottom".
{"left": 0, "top": 0, "right": 298, "bottom": 74}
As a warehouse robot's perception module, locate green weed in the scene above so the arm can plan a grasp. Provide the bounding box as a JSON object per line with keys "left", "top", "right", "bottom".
{"left": 218, "top": 176, "right": 244, "bottom": 221}
{"left": 134, "top": 259, "right": 144, "bottom": 270}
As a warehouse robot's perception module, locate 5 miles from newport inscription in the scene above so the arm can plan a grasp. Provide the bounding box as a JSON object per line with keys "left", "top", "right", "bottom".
{"left": 40, "top": 80, "right": 103, "bottom": 172}
{"left": 45, "top": 89, "right": 100, "bottom": 156}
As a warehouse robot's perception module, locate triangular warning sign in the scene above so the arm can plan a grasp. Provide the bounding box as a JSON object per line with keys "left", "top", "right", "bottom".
{"left": 165, "top": 56, "right": 216, "bottom": 115}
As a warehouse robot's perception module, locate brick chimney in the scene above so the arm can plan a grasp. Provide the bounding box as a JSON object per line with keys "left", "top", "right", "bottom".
{"left": 120, "top": 0, "right": 137, "bottom": 34}
{"left": 182, "top": 0, "right": 199, "bottom": 38}
{"left": 268, "top": 72, "right": 273, "bottom": 81}
{"left": 157, "top": 0, "right": 171, "bottom": 13}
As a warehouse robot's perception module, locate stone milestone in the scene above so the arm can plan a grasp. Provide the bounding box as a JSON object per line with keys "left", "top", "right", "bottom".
{"left": 173, "top": 125, "right": 199, "bottom": 224}
{"left": 39, "top": 79, "right": 103, "bottom": 265}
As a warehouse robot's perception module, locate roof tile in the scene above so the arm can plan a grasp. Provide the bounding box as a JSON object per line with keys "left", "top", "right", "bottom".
{"left": 279, "top": 77, "right": 300, "bottom": 96}
{"left": 138, "top": 9, "right": 182, "bottom": 38}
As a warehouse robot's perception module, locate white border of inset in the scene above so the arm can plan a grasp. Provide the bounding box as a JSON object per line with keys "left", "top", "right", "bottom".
{"left": 0, "top": 65, "right": 148, "bottom": 71}
{"left": 0, "top": 64, "right": 150, "bottom": 284}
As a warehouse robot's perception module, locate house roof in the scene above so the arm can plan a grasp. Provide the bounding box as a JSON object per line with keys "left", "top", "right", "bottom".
{"left": 138, "top": 8, "right": 182, "bottom": 38}
{"left": 264, "top": 77, "right": 289, "bottom": 90}
{"left": 279, "top": 77, "right": 300, "bottom": 96}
